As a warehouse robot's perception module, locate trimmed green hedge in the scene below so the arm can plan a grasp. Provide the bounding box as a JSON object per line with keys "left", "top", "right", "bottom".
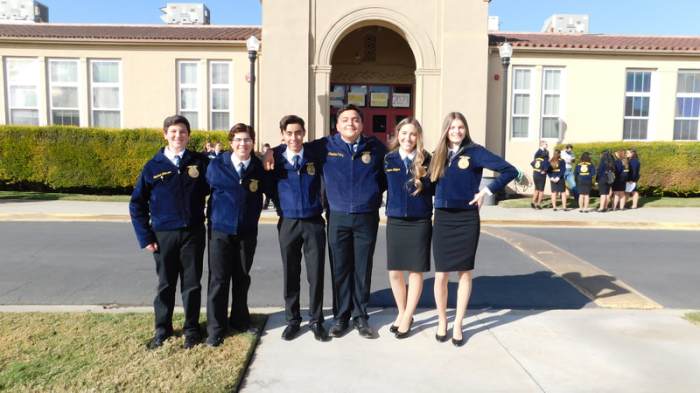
{"left": 0, "top": 125, "right": 228, "bottom": 193}
{"left": 556, "top": 141, "right": 700, "bottom": 197}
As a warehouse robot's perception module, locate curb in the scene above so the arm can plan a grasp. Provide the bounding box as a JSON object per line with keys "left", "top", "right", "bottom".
{"left": 1, "top": 213, "right": 698, "bottom": 230}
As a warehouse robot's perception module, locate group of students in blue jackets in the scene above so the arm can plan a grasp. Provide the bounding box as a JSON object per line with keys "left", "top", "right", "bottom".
{"left": 530, "top": 143, "right": 641, "bottom": 212}
{"left": 130, "top": 105, "right": 517, "bottom": 350}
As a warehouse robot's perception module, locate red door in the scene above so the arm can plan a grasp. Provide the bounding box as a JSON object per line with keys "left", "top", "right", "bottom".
{"left": 330, "top": 83, "right": 413, "bottom": 145}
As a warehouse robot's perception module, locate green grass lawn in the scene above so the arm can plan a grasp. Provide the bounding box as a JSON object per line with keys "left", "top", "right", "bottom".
{"left": 684, "top": 312, "right": 700, "bottom": 327}
{"left": 0, "top": 191, "right": 130, "bottom": 202}
{"left": 498, "top": 196, "right": 700, "bottom": 208}
{"left": 0, "top": 313, "right": 266, "bottom": 392}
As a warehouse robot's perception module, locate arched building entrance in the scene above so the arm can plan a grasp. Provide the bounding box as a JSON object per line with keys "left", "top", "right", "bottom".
{"left": 260, "top": 1, "right": 489, "bottom": 151}
{"left": 329, "top": 25, "right": 416, "bottom": 143}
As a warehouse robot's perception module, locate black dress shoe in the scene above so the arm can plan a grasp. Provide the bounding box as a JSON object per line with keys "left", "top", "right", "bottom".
{"left": 329, "top": 321, "right": 349, "bottom": 338}
{"left": 147, "top": 333, "right": 170, "bottom": 350}
{"left": 395, "top": 318, "right": 414, "bottom": 339}
{"left": 435, "top": 332, "right": 448, "bottom": 343}
{"left": 309, "top": 322, "right": 330, "bottom": 342}
{"left": 452, "top": 337, "right": 465, "bottom": 347}
{"left": 389, "top": 316, "right": 413, "bottom": 334}
{"left": 281, "top": 324, "right": 300, "bottom": 341}
{"left": 183, "top": 334, "right": 201, "bottom": 349}
{"left": 353, "top": 318, "right": 374, "bottom": 339}
{"left": 205, "top": 336, "right": 224, "bottom": 347}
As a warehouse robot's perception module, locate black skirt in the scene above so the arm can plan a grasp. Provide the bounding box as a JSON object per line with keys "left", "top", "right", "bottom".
{"left": 386, "top": 217, "right": 431, "bottom": 272}
{"left": 533, "top": 172, "right": 547, "bottom": 191}
{"left": 432, "top": 208, "right": 480, "bottom": 272}
{"left": 577, "top": 179, "right": 592, "bottom": 195}
{"left": 598, "top": 180, "right": 611, "bottom": 195}
{"left": 550, "top": 177, "right": 565, "bottom": 193}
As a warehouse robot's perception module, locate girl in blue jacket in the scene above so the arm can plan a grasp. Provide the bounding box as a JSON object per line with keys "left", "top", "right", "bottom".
{"left": 548, "top": 149, "right": 567, "bottom": 211}
{"left": 383, "top": 117, "right": 433, "bottom": 339}
{"left": 428, "top": 112, "right": 517, "bottom": 346}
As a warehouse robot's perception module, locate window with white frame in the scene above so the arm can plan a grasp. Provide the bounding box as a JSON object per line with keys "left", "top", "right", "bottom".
{"left": 209, "top": 61, "right": 231, "bottom": 131}
{"left": 674, "top": 70, "right": 700, "bottom": 141}
{"left": 623, "top": 70, "right": 652, "bottom": 140}
{"left": 4, "top": 57, "right": 40, "bottom": 125}
{"left": 511, "top": 68, "right": 532, "bottom": 138}
{"left": 541, "top": 68, "right": 562, "bottom": 139}
{"left": 177, "top": 61, "right": 199, "bottom": 129}
{"left": 49, "top": 59, "right": 80, "bottom": 126}
{"left": 90, "top": 60, "right": 121, "bottom": 128}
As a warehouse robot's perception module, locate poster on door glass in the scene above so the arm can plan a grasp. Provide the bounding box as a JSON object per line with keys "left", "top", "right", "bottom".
{"left": 347, "top": 92, "right": 365, "bottom": 107}
{"left": 370, "top": 92, "right": 389, "bottom": 107}
{"left": 392, "top": 93, "right": 410, "bottom": 108}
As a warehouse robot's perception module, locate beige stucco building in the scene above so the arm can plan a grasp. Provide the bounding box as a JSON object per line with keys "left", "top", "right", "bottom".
{"left": 2, "top": 0, "right": 700, "bottom": 192}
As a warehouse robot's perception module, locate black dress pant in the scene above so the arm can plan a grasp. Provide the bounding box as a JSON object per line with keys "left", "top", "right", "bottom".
{"left": 207, "top": 229, "right": 257, "bottom": 338}
{"left": 277, "top": 216, "right": 326, "bottom": 325}
{"left": 327, "top": 211, "right": 379, "bottom": 322}
{"left": 153, "top": 225, "right": 205, "bottom": 337}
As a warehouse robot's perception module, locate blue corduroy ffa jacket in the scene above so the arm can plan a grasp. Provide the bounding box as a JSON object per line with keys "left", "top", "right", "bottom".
{"left": 383, "top": 150, "right": 433, "bottom": 218}
{"left": 129, "top": 148, "right": 210, "bottom": 249}
{"left": 270, "top": 145, "right": 323, "bottom": 219}
{"left": 434, "top": 143, "right": 517, "bottom": 210}
{"left": 574, "top": 161, "right": 596, "bottom": 181}
{"left": 206, "top": 152, "right": 269, "bottom": 235}
{"left": 629, "top": 158, "right": 641, "bottom": 182}
{"left": 307, "top": 133, "right": 387, "bottom": 214}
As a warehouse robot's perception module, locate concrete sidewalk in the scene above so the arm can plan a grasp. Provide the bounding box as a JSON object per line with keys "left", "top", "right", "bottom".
{"left": 243, "top": 308, "right": 700, "bottom": 393}
{"left": 0, "top": 200, "right": 698, "bottom": 229}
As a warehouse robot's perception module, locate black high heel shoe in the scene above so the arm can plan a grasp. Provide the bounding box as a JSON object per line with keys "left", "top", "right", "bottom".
{"left": 451, "top": 336, "right": 465, "bottom": 347}
{"left": 394, "top": 318, "right": 414, "bottom": 339}
{"left": 390, "top": 317, "right": 413, "bottom": 334}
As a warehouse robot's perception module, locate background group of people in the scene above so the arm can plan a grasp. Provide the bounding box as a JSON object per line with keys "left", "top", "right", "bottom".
{"left": 130, "top": 105, "right": 517, "bottom": 350}
{"left": 530, "top": 142, "right": 641, "bottom": 212}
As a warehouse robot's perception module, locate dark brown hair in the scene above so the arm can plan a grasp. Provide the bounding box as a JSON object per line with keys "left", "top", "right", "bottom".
{"left": 228, "top": 123, "right": 255, "bottom": 142}
{"left": 336, "top": 104, "right": 363, "bottom": 121}
{"left": 279, "top": 115, "right": 306, "bottom": 132}
{"left": 163, "top": 114, "right": 191, "bottom": 134}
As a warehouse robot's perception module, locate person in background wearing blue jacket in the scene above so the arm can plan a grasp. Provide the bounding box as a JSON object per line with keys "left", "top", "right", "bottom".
{"left": 428, "top": 112, "right": 517, "bottom": 347}
{"left": 548, "top": 149, "right": 567, "bottom": 211}
{"left": 596, "top": 150, "right": 615, "bottom": 212}
{"left": 612, "top": 150, "right": 630, "bottom": 211}
{"left": 269, "top": 115, "right": 329, "bottom": 342}
{"left": 129, "top": 114, "right": 209, "bottom": 350}
{"left": 264, "top": 104, "right": 387, "bottom": 339}
{"left": 383, "top": 117, "right": 433, "bottom": 339}
{"left": 626, "top": 149, "right": 641, "bottom": 209}
{"left": 574, "top": 152, "right": 596, "bottom": 212}
{"left": 530, "top": 141, "right": 550, "bottom": 209}
{"left": 205, "top": 123, "right": 269, "bottom": 347}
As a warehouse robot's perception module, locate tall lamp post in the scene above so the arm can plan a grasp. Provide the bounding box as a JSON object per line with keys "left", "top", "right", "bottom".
{"left": 246, "top": 35, "right": 261, "bottom": 131}
{"left": 498, "top": 42, "right": 512, "bottom": 160}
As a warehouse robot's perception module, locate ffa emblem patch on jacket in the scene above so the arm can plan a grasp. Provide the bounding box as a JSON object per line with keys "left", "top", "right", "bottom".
{"left": 249, "top": 179, "right": 259, "bottom": 192}
{"left": 580, "top": 164, "right": 589, "bottom": 174}
{"left": 361, "top": 152, "right": 371, "bottom": 164}
{"left": 306, "top": 162, "right": 316, "bottom": 176}
{"left": 187, "top": 165, "right": 200, "bottom": 178}
{"left": 458, "top": 156, "right": 470, "bottom": 169}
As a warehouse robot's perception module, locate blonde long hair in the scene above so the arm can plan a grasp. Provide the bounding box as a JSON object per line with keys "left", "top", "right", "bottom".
{"left": 389, "top": 117, "right": 427, "bottom": 195}
{"left": 429, "top": 112, "right": 472, "bottom": 182}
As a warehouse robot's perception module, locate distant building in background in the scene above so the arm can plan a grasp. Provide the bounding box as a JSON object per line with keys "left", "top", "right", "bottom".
{"left": 160, "top": 3, "right": 210, "bottom": 25}
{"left": 541, "top": 14, "right": 589, "bottom": 34}
{"left": 0, "top": 0, "right": 48, "bottom": 23}
{"left": 488, "top": 15, "right": 499, "bottom": 31}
